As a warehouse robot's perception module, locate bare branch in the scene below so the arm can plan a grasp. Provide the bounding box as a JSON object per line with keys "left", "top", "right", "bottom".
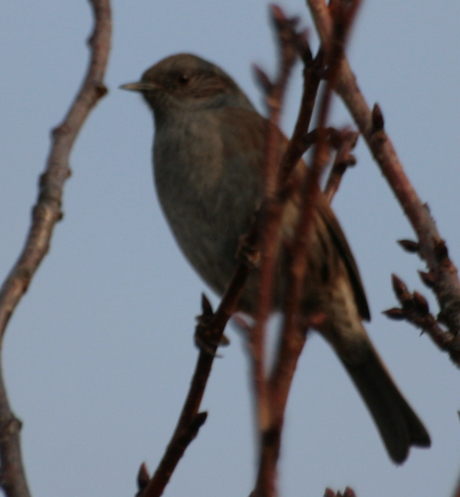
{"left": 253, "top": 3, "right": 362, "bottom": 497}
{"left": 452, "top": 471, "right": 460, "bottom": 497}
{"left": 0, "top": 1, "right": 111, "bottom": 496}
{"left": 384, "top": 275, "right": 460, "bottom": 366}
{"left": 140, "top": 274, "right": 251, "bottom": 497}
{"left": 278, "top": 39, "right": 323, "bottom": 185}
{"left": 138, "top": 12, "right": 302, "bottom": 488}
{"left": 250, "top": 3, "right": 299, "bottom": 443}
{"left": 307, "top": 0, "right": 460, "bottom": 343}
{"left": 324, "top": 488, "right": 357, "bottom": 497}
{"left": 323, "top": 128, "right": 358, "bottom": 203}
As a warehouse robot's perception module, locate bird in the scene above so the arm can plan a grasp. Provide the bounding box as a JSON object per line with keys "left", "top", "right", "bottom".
{"left": 120, "top": 53, "right": 430, "bottom": 463}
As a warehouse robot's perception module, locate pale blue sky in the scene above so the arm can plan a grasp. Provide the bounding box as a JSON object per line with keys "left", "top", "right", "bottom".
{"left": 1, "top": 1, "right": 459, "bottom": 496}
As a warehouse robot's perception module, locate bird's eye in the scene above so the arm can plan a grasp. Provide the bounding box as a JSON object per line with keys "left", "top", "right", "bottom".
{"left": 177, "top": 74, "right": 190, "bottom": 86}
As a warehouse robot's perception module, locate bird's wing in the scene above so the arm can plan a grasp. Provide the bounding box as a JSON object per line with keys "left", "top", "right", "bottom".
{"left": 315, "top": 196, "right": 370, "bottom": 320}
{"left": 218, "top": 106, "right": 370, "bottom": 320}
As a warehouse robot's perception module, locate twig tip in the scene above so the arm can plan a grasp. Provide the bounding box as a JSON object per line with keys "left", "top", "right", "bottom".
{"left": 391, "top": 274, "right": 409, "bottom": 301}
{"left": 253, "top": 64, "right": 273, "bottom": 95}
{"left": 397, "top": 239, "right": 420, "bottom": 253}
{"left": 383, "top": 307, "right": 406, "bottom": 320}
{"left": 413, "top": 291, "right": 429, "bottom": 317}
{"left": 371, "top": 103, "right": 384, "bottom": 132}
{"left": 137, "top": 463, "right": 150, "bottom": 490}
{"left": 201, "top": 293, "right": 213, "bottom": 316}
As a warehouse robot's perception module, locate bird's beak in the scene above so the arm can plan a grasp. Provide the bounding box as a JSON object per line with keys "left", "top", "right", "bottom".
{"left": 119, "top": 81, "right": 158, "bottom": 92}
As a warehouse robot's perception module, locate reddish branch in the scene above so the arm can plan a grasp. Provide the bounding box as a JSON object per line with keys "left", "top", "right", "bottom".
{"left": 307, "top": 0, "right": 460, "bottom": 356}
{"left": 324, "top": 487, "right": 356, "bottom": 497}
{"left": 139, "top": 273, "right": 251, "bottom": 497}
{"left": 252, "top": 3, "right": 362, "bottom": 497}
{"left": 137, "top": 199, "right": 294, "bottom": 497}
{"left": 138, "top": 8, "right": 301, "bottom": 497}
{"left": 249, "top": 8, "right": 304, "bottom": 496}
{"left": 384, "top": 274, "right": 460, "bottom": 366}
{"left": 0, "top": 1, "right": 111, "bottom": 496}
{"left": 278, "top": 36, "right": 322, "bottom": 184}
{"left": 250, "top": 4, "right": 299, "bottom": 443}
{"left": 137, "top": 7, "right": 316, "bottom": 496}
{"left": 323, "top": 129, "right": 358, "bottom": 203}
{"left": 453, "top": 472, "right": 460, "bottom": 497}
{"left": 137, "top": 4, "right": 363, "bottom": 497}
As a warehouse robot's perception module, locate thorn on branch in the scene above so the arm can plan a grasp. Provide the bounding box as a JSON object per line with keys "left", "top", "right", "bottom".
{"left": 391, "top": 274, "right": 411, "bottom": 302}
{"left": 324, "top": 128, "right": 359, "bottom": 202}
{"left": 201, "top": 293, "right": 214, "bottom": 317}
{"left": 270, "top": 4, "right": 299, "bottom": 33}
{"left": 413, "top": 291, "right": 429, "bottom": 317}
{"left": 398, "top": 239, "right": 420, "bottom": 253}
{"left": 391, "top": 275, "right": 429, "bottom": 315}
{"left": 433, "top": 238, "right": 449, "bottom": 263}
{"left": 382, "top": 307, "right": 406, "bottom": 320}
{"left": 324, "top": 487, "right": 356, "bottom": 497}
{"left": 419, "top": 270, "right": 436, "bottom": 288}
{"left": 136, "top": 463, "right": 150, "bottom": 494}
{"left": 95, "top": 83, "right": 108, "bottom": 98}
{"left": 295, "top": 29, "right": 312, "bottom": 63}
{"left": 253, "top": 65, "right": 274, "bottom": 95}
{"left": 269, "top": 4, "right": 299, "bottom": 72}
{"left": 371, "top": 103, "right": 384, "bottom": 133}
{"left": 386, "top": 274, "right": 460, "bottom": 365}
{"left": 273, "top": 5, "right": 312, "bottom": 64}
{"left": 270, "top": 4, "right": 288, "bottom": 25}
{"left": 196, "top": 294, "right": 229, "bottom": 354}
{"left": 188, "top": 412, "right": 208, "bottom": 436}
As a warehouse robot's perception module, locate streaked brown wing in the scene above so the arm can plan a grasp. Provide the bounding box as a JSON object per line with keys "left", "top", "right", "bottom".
{"left": 316, "top": 196, "right": 370, "bottom": 320}
{"left": 219, "top": 106, "right": 370, "bottom": 320}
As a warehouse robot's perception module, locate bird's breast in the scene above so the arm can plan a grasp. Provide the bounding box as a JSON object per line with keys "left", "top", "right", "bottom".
{"left": 152, "top": 112, "right": 262, "bottom": 294}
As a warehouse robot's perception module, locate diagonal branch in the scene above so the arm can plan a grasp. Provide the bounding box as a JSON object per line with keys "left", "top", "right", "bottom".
{"left": 307, "top": 0, "right": 460, "bottom": 345}
{"left": 139, "top": 268, "right": 252, "bottom": 497}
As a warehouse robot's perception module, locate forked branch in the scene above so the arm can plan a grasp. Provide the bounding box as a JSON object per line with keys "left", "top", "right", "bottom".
{"left": 307, "top": 0, "right": 460, "bottom": 361}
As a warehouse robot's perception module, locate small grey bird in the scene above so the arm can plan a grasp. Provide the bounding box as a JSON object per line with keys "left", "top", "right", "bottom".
{"left": 121, "top": 53, "right": 430, "bottom": 463}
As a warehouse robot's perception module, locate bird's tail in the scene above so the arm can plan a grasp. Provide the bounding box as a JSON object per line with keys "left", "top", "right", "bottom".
{"left": 339, "top": 336, "right": 430, "bottom": 463}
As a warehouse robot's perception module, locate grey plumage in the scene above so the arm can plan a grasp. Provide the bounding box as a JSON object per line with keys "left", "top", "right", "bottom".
{"left": 121, "top": 53, "right": 430, "bottom": 463}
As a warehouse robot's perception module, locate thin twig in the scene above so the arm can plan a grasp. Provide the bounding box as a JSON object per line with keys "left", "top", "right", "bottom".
{"left": 253, "top": 4, "right": 362, "bottom": 497}
{"left": 249, "top": 7, "right": 305, "bottom": 497}
{"left": 0, "top": 1, "right": 111, "bottom": 496}
{"left": 139, "top": 33, "right": 308, "bottom": 488}
{"left": 324, "top": 487, "right": 357, "bottom": 497}
{"left": 307, "top": 0, "right": 460, "bottom": 346}
{"left": 278, "top": 37, "right": 323, "bottom": 185}
{"left": 452, "top": 471, "right": 460, "bottom": 497}
{"left": 141, "top": 8, "right": 306, "bottom": 497}
{"left": 251, "top": 4, "right": 299, "bottom": 442}
{"left": 384, "top": 274, "right": 460, "bottom": 366}
{"left": 323, "top": 129, "right": 358, "bottom": 203}
{"left": 139, "top": 261, "right": 253, "bottom": 497}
